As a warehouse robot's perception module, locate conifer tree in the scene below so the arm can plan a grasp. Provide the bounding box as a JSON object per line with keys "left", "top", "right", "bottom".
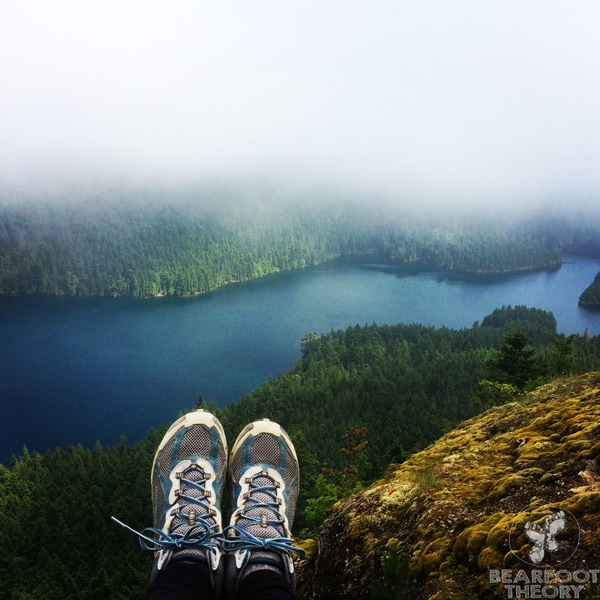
{"left": 486, "top": 328, "right": 536, "bottom": 390}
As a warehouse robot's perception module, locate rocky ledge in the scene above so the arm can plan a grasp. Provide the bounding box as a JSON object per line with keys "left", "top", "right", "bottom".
{"left": 296, "top": 372, "right": 600, "bottom": 599}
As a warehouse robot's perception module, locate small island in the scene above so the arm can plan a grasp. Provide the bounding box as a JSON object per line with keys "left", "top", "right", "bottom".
{"left": 579, "top": 271, "right": 600, "bottom": 307}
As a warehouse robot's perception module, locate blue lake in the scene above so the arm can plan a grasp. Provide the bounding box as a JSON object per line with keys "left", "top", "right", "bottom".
{"left": 2, "top": 255, "right": 600, "bottom": 465}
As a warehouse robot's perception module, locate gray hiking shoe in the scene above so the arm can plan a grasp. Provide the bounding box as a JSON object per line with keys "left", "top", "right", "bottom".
{"left": 113, "top": 410, "right": 228, "bottom": 593}
{"left": 223, "top": 419, "right": 305, "bottom": 597}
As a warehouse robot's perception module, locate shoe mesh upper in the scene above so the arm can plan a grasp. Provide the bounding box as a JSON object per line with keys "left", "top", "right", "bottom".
{"left": 157, "top": 436, "right": 176, "bottom": 477}
{"left": 230, "top": 428, "right": 299, "bottom": 534}
{"left": 249, "top": 433, "right": 281, "bottom": 466}
{"left": 283, "top": 445, "right": 298, "bottom": 489}
{"left": 152, "top": 416, "right": 227, "bottom": 545}
{"left": 179, "top": 427, "right": 215, "bottom": 462}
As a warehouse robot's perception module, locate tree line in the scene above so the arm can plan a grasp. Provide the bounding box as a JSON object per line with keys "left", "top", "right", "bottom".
{"left": 4, "top": 186, "right": 599, "bottom": 298}
{"left": 2, "top": 305, "right": 600, "bottom": 598}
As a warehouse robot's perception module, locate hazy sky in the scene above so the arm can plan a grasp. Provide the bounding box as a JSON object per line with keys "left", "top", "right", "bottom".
{"left": 2, "top": 1, "right": 600, "bottom": 206}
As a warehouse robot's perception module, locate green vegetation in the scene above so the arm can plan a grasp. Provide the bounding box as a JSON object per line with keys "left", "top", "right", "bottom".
{"left": 579, "top": 271, "right": 600, "bottom": 307}
{"left": 485, "top": 328, "right": 536, "bottom": 390}
{"left": 309, "top": 372, "right": 600, "bottom": 599}
{"left": 4, "top": 185, "right": 599, "bottom": 298}
{"left": 0, "top": 437, "right": 158, "bottom": 599}
{"left": 369, "top": 546, "right": 413, "bottom": 600}
{"left": 214, "top": 305, "right": 600, "bottom": 534}
{"left": 2, "top": 187, "right": 600, "bottom": 597}
{"left": 2, "top": 306, "right": 599, "bottom": 598}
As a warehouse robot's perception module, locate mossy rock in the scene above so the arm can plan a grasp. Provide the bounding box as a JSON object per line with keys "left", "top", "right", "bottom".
{"left": 301, "top": 373, "right": 600, "bottom": 600}
{"left": 412, "top": 536, "right": 452, "bottom": 578}
{"left": 490, "top": 474, "right": 530, "bottom": 500}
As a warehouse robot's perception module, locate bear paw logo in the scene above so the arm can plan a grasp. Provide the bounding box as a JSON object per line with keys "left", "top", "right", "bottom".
{"left": 509, "top": 505, "right": 580, "bottom": 567}
{"left": 524, "top": 510, "right": 565, "bottom": 564}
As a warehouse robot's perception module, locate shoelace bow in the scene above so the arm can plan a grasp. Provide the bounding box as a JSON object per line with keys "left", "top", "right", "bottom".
{"left": 112, "top": 466, "right": 223, "bottom": 554}
{"left": 222, "top": 472, "right": 305, "bottom": 558}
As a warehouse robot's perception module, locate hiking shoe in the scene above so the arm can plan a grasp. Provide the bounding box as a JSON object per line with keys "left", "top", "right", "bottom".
{"left": 112, "top": 410, "right": 228, "bottom": 591}
{"left": 223, "top": 419, "right": 305, "bottom": 597}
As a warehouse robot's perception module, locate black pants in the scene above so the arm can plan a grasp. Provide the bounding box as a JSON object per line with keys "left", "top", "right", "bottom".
{"left": 146, "top": 561, "right": 295, "bottom": 600}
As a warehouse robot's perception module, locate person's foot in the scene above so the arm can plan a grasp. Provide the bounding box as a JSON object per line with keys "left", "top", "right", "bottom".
{"left": 112, "top": 410, "right": 228, "bottom": 594}
{"left": 148, "top": 410, "right": 228, "bottom": 573}
{"left": 224, "top": 419, "right": 304, "bottom": 596}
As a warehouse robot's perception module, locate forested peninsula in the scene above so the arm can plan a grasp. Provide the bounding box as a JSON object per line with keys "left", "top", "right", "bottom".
{"left": 579, "top": 271, "right": 600, "bottom": 307}
{"left": 2, "top": 184, "right": 599, "bottom": 298}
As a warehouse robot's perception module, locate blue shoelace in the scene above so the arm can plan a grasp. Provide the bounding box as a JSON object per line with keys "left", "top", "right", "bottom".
{"left": 112, "top": 466, "right": 223, "bottom": 555}
{"left": 223, "top": 473, "right": 305, "bottom": 558}
{"left": 112, "top": 468, "right": 305, "bottom": 559}
{"left": 111, "top": 516, "right": 223, "bottom": 554}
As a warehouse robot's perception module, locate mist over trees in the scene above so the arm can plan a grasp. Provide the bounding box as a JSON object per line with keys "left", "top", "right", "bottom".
{"left": 1, "top": 185, "right": 598, "bottom": 298}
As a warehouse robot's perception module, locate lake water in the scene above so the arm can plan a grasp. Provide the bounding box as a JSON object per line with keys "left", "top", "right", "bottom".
{"left": 2, "top": 255, "right": 600, "bottom": 465}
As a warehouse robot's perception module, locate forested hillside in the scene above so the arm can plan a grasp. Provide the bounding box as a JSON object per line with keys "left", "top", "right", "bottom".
{"left": 579, "top": 271, "right": 600, "bottom": 307}
{"left": 2, "top": 185, "right": 598, "bottom": 297}
{"left": 214, "top": 305, "right": 600, "bottom": 534}
{"left": 305, "top": 372, "right": 600, "bottom": 600}
{"left": 2, "top": 306, "right": 600, "bottom": 598}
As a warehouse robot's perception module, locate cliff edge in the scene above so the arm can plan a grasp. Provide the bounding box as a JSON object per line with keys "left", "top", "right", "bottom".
{"left": 297, "top": 372, "right": 600, "bottom": 599}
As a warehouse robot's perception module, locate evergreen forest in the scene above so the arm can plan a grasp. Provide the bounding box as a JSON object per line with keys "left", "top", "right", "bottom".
{"left": 579, "top": 271, "right": 600, "bottom": 307}
{"left": 2, "top": 305, "right": 600, "bottom": 598}
{"left": 3, "top": 186, "right": 600, "bottom": 596}
{"left": 2, "top": 184, "right": 600, "bottom": 298}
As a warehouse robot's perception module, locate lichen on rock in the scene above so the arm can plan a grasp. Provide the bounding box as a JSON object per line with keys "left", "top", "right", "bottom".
{"left": 297, "top": 373, "right": 600, "bottom": 599}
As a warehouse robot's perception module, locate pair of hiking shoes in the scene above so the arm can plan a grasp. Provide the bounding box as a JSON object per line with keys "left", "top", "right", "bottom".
{"left": 114, "top": 410, "right": 303, "bottom": 597}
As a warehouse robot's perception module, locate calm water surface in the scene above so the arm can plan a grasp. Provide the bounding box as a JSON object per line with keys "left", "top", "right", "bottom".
{"left": 2, "top": 256, "right": 600, "bottom": 464}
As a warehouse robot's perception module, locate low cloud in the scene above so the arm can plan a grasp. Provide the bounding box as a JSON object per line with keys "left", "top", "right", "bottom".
{"left": 2, "top": 1, "right": 600, "bottom": 210}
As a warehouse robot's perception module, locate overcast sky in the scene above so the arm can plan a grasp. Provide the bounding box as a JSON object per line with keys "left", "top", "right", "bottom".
{"left": 2, "top": 1, "right": 600, "bottom": 207}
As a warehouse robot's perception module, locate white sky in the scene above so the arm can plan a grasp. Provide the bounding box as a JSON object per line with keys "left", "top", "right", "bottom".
{"left": 2, "top": 1, "right": 600, "bottom": 206}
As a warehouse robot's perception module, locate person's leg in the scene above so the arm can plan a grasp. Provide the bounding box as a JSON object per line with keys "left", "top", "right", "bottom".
{"left": 223, "top": 419, "right": 304, "bottom": 600}
{"left": 146, "top": 561, "right": 216, "bottom": 600}
{"left": 113, "top": 410, "right": 228, "bottom": 600}
{"left": 232, "top": 569, "right": 295, "bottom": 600}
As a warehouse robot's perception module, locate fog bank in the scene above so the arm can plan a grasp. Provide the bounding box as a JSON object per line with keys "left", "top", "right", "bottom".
{"left": 2, "top": 2, "right": 600, "bottom": 210}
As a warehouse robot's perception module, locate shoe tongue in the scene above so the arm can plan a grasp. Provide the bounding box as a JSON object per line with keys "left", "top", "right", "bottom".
{"left": 236, "top": 472, "right": 284, "bottom": 539}
{"left": 185, "top": 468, "right": 205, "bottom": 493}
{"left": 250, "top": 472, "right": 276, "bottom": 504}
{"left": 172, "top": 468, "right": 214, "bottom": 535}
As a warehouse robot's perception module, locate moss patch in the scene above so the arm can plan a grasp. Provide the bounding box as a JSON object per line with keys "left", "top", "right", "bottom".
{"left": 301, "top": 373, "right": 600, "bottom": 600}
